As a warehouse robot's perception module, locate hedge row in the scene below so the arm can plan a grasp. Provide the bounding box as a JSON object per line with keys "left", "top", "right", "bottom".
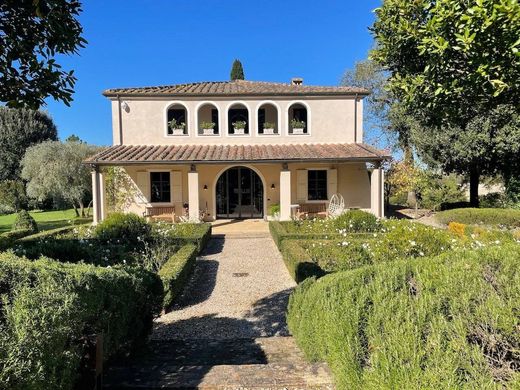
{"left": 158, "top": 244, "right": 198, "bottom": 308}
{"left": 162, "top": 223, "right": 212, "bottom": 254}
{"left": 287, "top": 244, "right": 520, "bottom": 389}
{"left": 279, "top": 221, "right": 459, "bottom": 282}
{"left": 280, "top": 240, "right": 325, "bottom": 282}
{"left": 269, "top": 221, "right": 361, "bottom": 249}
{"left": 0, "top": 253, "right": 163, "bottom": 390}
{"left": 436, "top": 208, "right": 520, "bottom": 228}
{"left": 0, "top": 229, "right": 34, "bottom": 251}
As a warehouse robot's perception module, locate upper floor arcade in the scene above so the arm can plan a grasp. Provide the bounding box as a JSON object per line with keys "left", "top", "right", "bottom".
{"left": 103, "top": 79, "right": 368, "bottom": 146}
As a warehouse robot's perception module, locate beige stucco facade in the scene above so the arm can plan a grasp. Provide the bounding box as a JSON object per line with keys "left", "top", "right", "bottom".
{"left": 110, "top": 96, "right": 364, "bottom": 145}
{"left": 94, "top": 161, "right": 379, "bottom": 222}
{"left": 89, "top": 81, "right": 386, "bottom": 223}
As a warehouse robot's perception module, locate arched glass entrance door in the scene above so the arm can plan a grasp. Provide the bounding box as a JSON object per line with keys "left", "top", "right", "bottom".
{"left": 216, "top": 167, "right": 263, "bottom": 218}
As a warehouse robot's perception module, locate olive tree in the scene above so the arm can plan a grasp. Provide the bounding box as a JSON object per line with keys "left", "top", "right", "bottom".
{"left": 21, "top": 139, "right": 99, "bottom": 217}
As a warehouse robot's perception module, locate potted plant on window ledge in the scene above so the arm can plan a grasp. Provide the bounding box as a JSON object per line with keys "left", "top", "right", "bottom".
{"left": 200, "top": 121, "right": 216, "bottom": 135}
{"left": 263, "top": 122, "right": 276, "bottom": 135}
{"left": 168, "top": 119, "right": 186, "bottom": 135}
{"left": 232, "top": 121, "right": 247, "bottom": 135}
{"left": 290, "top": 119, "right": 306, "bottom": 134}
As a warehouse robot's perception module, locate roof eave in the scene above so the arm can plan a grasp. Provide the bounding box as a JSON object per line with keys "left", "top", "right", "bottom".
{"left": 102, "top": 91, "right": 370, "bottom": 99}
{"left": 85, "top": 156, "right": 390, "bottom": 166}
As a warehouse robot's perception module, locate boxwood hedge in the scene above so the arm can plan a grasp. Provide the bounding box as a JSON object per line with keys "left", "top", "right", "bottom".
{"left": 158, "top": 244, "right": 198, "bottom": 308}
{"left": 436, "top": 208, "right": 520, "bottom": 228}
{"left": 0, "top": 253, "right": 163, "bottom": 390}
{"left": 287, "top": 244, "right": 520, "bottom": 389}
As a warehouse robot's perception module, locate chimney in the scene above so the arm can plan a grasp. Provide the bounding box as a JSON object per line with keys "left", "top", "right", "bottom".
{"left": 291, "top": 77, "right": 303, "bottom": 86}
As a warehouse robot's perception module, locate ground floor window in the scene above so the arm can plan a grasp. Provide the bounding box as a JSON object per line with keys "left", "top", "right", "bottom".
{"left": 150, "top": 172, "right": 171, "bottom": 203}
{"left": 308, "top": 170, "right": 327, "bottom": 200}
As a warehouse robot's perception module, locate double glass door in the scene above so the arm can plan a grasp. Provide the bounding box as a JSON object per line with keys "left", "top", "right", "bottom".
{"left": 216, "top": 167, "right": 263, "bottom": 218}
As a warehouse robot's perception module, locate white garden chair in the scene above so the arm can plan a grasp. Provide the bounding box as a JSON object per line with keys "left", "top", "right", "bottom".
{"left": 328, "top": 193, "right": 345, "bottom": 217}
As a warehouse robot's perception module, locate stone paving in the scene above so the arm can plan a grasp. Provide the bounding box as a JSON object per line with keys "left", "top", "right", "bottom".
{"left": 104, "top": 227, "right": 334, "bottom": 389}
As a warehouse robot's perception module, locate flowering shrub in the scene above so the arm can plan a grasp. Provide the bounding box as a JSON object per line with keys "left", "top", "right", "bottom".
{"left": 94, "top": 212, "right": 151, "bottom": 245}
{"left": 448, "top": 221, "right": 466, "bottom": 237}
{"left": 333, "top": 210, "right": 381, "bottom": 233}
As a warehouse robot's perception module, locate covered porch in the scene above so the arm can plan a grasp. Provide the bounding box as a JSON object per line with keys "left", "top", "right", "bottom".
{"left": 86, "top": 143, "right": 389, "bottom": 224}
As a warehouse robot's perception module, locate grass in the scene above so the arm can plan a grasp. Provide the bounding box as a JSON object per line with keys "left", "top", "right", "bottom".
{"left": 0, "top": 209, "right": 91, "bottom": 234}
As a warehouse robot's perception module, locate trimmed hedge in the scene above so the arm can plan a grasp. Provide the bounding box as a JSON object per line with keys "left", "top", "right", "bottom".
{"left": 12, "top": 210, "right": 38, "bottom": 233}
{"left": 158, "top": 244, "right": 198, "bottom": 308}
{"left": 280, "top": 221, "right": 457, "bottom": 282}
{"left": 0, "top": 229, "right": 34, "bottom": 251}
{"left": 269, "top": 221, "right": 348, "bottom": 249}
{"left": 280, "top": 240, "right": 325, "bottom": 282}
{"left": 94, "top": 212, "right": 152, "bottom": 245}
{"left": 436, "top": 208, "right": 520, "bottom": 228}
{"left": 288, "top": 244, "right": 520, "bottom": 389}
{"left": 16, "top": 224, "right": 86, "bottom": 243}
{"left": 157, "top": 222, "right": 212, "bottom": 254}
{"left": 0, "top": 253, "right": 163, "bottom": 390}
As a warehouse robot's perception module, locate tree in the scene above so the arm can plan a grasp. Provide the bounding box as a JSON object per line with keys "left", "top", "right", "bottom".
{"left": 0, "top": 107, "right": 58, "bottom": 181}
{"left": 0, "top": 180, "right": 28, "bottom": 212}
{"left": 371, "top": 0, "right": 520, "bottom": 206}
{"left": 230, "top": 59, "right": 245, "bottom": 80}
{"left": 21, "top": 140, "right": 99, "bottom": 217}
{"left": 0, "top": 0, "right": 86, "bottom": 108}
{"left": 342, "top": 58, "right": 422, "bottom": 205}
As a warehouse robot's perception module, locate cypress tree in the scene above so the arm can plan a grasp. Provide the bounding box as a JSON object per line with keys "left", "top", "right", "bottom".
{"left": 230, "top": 59, "right": 245, "bottom": 81}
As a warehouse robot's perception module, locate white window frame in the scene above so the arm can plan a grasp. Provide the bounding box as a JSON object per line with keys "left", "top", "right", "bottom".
{"left": 225, "top": 100, "right": 252, "bottom": 137}
{"left": 286, "top": 100, "right": 311, "bottom": 136}
{"left": 164, "top": 101, "right": 190, "bottom": 137}
{"left": 195, "top": 101, "right": 222, "bottom": 137}
{"left": 255, "top": 100, "right": 281, "bottom": 137}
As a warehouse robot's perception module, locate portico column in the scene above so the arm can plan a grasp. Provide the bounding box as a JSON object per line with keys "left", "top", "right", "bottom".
{"left": 280, "top": 164, "right": 291, "bottom": 221}
{"left": 99, "top": 170, "right": 106, "bottom": 221}
{"left": 370, "top": 163, "right": 384, "bottom": 218}
{"left": 188, "top": 165, "right": 200, "bottom": 221}
{"left": 91, "top": 165, "right": 101, "bottom": 224}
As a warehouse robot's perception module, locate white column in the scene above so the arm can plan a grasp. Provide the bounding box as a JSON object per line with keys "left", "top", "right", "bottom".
{"left": 91, "top": 166, "right": 100, "bottom": 224}
{"left": 280, "top": 168, "right": 291, "bottom": 221}
{"left": 99, "top": 170, "right": 106, "bottom": 221}
{"left": 370, "top": 165, "right": 384, "bottom": 218}
{"left": 188, "top": 168, "right": 200, "bottom": 221}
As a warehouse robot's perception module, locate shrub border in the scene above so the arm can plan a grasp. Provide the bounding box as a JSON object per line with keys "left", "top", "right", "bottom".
{"left": 158, "top": 243, "right": 198, "bottom": 309}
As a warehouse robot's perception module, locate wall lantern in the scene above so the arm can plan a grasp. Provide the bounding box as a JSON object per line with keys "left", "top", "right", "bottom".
{"left": 271, "top": 183, "right": 276, "bottom": 190}
{"left": 203, "top": 184, "right": 208, "bottom": 190}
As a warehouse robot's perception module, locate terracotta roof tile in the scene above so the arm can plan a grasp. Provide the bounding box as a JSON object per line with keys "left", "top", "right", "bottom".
{"left": 86, "top": 143, "right": 390, "bottom": 165}
{"left": 103, "top": 79, "right": 368, "bottom": 97}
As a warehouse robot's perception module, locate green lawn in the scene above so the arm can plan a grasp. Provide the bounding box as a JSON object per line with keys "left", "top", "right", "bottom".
{"left": 0, "top": 209, "right": 92, "bottom": 234}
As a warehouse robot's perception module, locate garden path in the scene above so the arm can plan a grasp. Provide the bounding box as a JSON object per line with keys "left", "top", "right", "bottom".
{"left": 104, "top": 230, "right": 334, "bottom": 389}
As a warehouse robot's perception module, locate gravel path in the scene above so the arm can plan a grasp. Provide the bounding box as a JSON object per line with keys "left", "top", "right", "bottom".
{"left": 153, "top": 234, "right": 297, "bottom": 340}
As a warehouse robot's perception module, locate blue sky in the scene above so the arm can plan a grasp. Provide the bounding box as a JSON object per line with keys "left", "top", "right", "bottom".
{"left": 45, "top": 0, "right": 380, "bottom": 145}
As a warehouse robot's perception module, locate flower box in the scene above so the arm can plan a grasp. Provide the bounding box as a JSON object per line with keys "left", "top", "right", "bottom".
{"left": 202, "top": 128, "right": 215, "bottom": 135}
{"left": 292, "top": 128, "right": 305, "bottom": 135}
{"left": 234, "top": 128, "right": 245, "bottom": 135}
{"left": 263, "top": 128, "right": 275, "bottom": 135}
{"left": 172, "top": 128, "right": 185, "bottom": 136}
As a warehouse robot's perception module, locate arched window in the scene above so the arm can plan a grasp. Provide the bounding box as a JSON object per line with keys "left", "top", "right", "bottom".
{"left": 227, "top": 102, "right": 249, "bottom": 135}
{"left": 166, "top": 103, "right": 188, "bottom": 136}
{"left": 257, "top": 102, "right": 279, "bottom": 135}
{"left": 197, "top": 102, "right": 219, "bottom": 136}
{"left": 288, "top": 102, "right": 309, "bottom": 135}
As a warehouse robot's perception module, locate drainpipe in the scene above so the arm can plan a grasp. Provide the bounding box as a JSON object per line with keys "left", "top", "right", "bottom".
{"left": 117, "top": 95, "right": 123, "bottom": 145}
{"left": 354, "top": 93, "right": 358, "bottom": 143}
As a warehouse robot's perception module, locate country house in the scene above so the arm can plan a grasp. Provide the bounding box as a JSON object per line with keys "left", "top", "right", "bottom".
{"left": 86, "top": 78, "right": 389, "bottom": 222}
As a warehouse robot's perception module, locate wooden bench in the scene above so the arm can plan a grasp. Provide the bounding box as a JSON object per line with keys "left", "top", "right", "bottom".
{"left": 143, "top": 206, "right": 176, "bottom": 223}
{"left": 295, "top": 203, "right": 328, "bottom": 220}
